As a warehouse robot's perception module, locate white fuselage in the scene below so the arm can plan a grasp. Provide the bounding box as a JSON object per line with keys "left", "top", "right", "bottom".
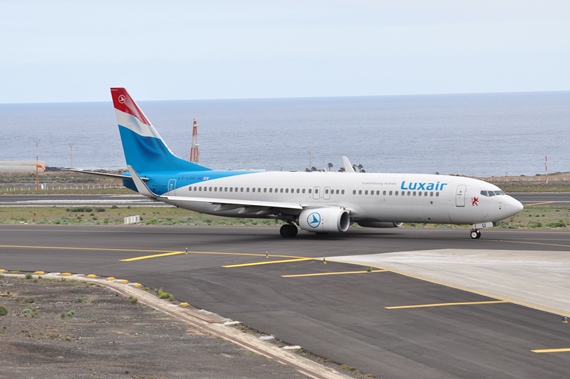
{"left": 158, "top": 171, "right": 522, "bottom": 225}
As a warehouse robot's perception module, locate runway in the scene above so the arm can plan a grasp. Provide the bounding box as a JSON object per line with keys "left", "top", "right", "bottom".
{"left": 1, "top": 224, "right": 570, "bottom": 378}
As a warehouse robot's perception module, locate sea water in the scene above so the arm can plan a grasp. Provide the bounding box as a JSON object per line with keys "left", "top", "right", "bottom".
{"left": 1, "top": 91, "right": 568, "bottom": 177}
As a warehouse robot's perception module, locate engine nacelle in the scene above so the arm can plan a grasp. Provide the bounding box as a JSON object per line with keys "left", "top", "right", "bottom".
{"left": 298, "top": 208, "right": 351, "bottom": 233}
{"left": 356, "top": 221, "right": 403, "bottom": 228}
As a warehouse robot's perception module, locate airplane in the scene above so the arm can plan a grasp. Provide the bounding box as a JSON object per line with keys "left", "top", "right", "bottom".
{"left": 86, "top": 87, "right": 523, "bottom": 239}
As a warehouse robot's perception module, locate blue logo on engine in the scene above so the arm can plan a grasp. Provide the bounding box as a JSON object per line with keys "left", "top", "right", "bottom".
{"left": 307, "top": 212, "right": 321, "bottom": 228}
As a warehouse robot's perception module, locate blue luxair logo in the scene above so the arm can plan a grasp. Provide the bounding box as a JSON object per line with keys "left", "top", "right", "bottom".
{"left": 400, "top": 181, "right": 448, "bottom": 191}
{"left": 307, "top": 212, "right": 321, "bottom": 228}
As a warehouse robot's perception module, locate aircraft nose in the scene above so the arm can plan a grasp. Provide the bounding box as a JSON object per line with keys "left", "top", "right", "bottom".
{"left": 505, "top": 196, "right": 524, "bottom": 216}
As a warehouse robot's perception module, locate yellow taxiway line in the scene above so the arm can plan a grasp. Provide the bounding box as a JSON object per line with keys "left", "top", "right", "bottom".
{"left": 532, "top": 348, "right": 570, "bottom": 354}
{"left": 282, "top": 269, "right": 387, "bottom": 278}
{"left": 122, "top": 251, "right": 308, "bottom": 262}
{"left": 386, "top": 300, "right": 509, "bottom": 310}
{"left": 223, "top": 258, "right": 312, "bottom": 268}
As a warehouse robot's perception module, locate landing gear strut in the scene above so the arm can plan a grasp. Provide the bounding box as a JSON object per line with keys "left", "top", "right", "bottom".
{"left": 280, "top": 223, "right": 298, "bottom": 238}
{"left": 470, "top": 230, "right": 482, "bottom": 239}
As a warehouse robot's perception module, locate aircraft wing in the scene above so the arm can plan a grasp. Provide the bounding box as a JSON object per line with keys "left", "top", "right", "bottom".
{"left": 161, "top": 195, "right": 303, "bottom": 211}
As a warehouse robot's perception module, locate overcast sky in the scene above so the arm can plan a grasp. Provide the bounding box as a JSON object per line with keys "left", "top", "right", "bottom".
{"left": 1, "top": 0, "right": 569, "bottom": 103}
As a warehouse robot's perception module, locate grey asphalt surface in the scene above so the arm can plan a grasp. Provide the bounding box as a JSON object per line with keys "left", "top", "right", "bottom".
{"left": 1, "top": 224, "right": 570, "bottom": 379}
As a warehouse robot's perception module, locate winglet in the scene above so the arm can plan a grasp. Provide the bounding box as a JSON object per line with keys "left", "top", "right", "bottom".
{"left": 342, "top": 156, "right": 355, "bottom": 173}
{"left": 127, "top": 165, "right": 158, "bottom": 198}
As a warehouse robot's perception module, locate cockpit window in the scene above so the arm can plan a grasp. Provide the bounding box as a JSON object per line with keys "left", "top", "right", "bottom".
{"left": 480, "top": 190, "right": 506, "bottom": 197}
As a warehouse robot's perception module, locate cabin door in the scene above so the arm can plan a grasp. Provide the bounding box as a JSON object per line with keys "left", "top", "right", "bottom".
{"left": 455, "top": 185, "right": 466, "bottom": 207}
{"left": 168, "top": 179, "right": 177, "bottom": 193}
{"left": 312, "top": 187, "right": 320, "bottom": 200}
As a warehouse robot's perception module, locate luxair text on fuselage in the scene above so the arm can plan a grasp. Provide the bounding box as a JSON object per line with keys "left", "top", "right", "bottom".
{"left": 400, "top": 181, "right": 448, "bottom": 191}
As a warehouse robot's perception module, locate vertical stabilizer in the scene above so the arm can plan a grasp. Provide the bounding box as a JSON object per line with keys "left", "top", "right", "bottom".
{"left": 111, "top": 88, "right": 211, "bottom": 173}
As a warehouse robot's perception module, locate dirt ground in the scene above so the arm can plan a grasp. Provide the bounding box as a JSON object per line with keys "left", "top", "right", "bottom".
{"left": 0, "top": 275, "right": 350, "bottom": 379}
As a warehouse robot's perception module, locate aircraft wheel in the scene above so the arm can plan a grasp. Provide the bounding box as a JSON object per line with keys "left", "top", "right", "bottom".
{"left": 280, "top": 224, "right": 298, "bottom": 238}
{"left": 470, "top": 230, "right": 479, "bottom": 239}
{"left": 476, "top": 230, "right": 482, "bottom": 239}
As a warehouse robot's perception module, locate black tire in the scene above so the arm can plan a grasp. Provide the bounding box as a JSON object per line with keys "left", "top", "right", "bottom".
{"left": 280, "top": 224, "right": 298, "bottom": 238}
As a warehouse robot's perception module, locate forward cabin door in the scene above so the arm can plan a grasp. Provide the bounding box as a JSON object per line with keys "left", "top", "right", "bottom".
{"left": 455, "top": 185, "right": 466, "bottom": 207}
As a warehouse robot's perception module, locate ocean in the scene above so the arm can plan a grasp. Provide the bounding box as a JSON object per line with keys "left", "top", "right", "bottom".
{"left": 1, "top": 91, "right": 569, "bottom": 177}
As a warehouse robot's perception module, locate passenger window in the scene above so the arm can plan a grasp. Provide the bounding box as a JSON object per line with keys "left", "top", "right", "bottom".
{"left": 365, "top": 190, "right": 368, "bottom": 195}
{"left": 389, "top": 191, "right": 392, "bottom": 195}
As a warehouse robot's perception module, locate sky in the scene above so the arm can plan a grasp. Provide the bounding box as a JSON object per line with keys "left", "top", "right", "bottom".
{"left": 1, "top": 0, "right": 569, "bottom": 103}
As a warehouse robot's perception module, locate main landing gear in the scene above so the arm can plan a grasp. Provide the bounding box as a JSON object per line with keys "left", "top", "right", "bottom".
{"left": 280, "top": 223, "right": 298, "bottom": 238}
{"left": 470, "top": 230, "right": 482, "bottom": 239}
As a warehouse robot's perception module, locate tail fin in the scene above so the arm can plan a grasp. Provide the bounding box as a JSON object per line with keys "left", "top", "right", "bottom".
{"left": 111, "top": 88, "right": 211, "bottom": 173}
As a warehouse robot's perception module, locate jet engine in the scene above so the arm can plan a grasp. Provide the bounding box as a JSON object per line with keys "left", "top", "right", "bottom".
{"left": 298, "top": 208, "right": 351, "bottom": 233}
{"left": 356, "top": 221, "right": 403, "bottom": 228}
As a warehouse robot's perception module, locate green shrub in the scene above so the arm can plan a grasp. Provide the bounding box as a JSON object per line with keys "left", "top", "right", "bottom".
{"left": 158, "top": 291, "right": 174, "bottom": 301}
{"left": 547, "top": 220, "right": 566, "bottom": 228}
{"left": 128, "top": 296, "right": 138, "bottom": 304}
{"left": 0, "top": 305, "right": 8, "bottom": 316}
{"left": 25, "top": 273, "right": 33, "bottom": 279}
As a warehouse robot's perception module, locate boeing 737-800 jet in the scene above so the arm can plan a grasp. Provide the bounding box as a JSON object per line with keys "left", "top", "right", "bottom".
{"left": 95, "top": 88, "right": 523, "bottom": 239}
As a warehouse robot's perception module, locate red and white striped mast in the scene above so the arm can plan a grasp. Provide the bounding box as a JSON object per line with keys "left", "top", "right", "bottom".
{"left": 544, "top": 155, "right": 548, "bottom": 184}
{"left": 189, "top": 119, "right": 199, "bottom": 163}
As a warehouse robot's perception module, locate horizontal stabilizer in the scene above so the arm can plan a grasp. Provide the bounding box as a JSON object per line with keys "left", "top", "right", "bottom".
{"left": 66, "top": 169, "right": 145, "bottom": 181}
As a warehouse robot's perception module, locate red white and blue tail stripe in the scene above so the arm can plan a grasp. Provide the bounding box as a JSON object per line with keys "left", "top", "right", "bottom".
{"left": 111, "top": 88, "right": 211, "bottom": 173}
